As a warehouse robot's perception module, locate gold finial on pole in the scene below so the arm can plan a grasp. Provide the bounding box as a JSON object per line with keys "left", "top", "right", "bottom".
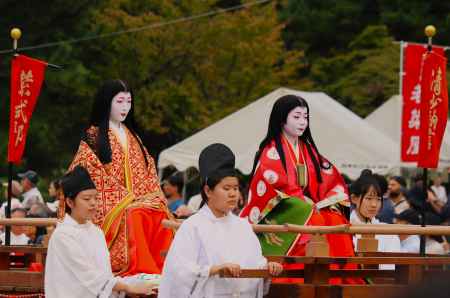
{"left": 425, "top": 25, "right": 436, "bottom": 38}
{"left": 10, "top": 28, "right": 22, "bottom": 51}
{"left": 425, "top": 25, "right": 436, "bottom": 51}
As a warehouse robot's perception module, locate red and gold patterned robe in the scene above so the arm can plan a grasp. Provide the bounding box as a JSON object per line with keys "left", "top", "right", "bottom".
{"left": 240, "top": 137, "right": 359, "bottom": 284}
{"left": 63, "top": 126, "right": 173, "bottom": 276}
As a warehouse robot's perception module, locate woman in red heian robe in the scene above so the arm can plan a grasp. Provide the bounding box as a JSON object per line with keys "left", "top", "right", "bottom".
{"left": 62, "top": 79, "right": 173, "bottom": 276}
{"left": 240, "top": 94, "right": 360, "bottom": 284}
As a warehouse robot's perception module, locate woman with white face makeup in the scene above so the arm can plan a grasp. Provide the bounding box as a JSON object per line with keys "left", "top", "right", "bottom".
{"left": 66, "top": 80, "right": 173, "bottom": 276}
{"left": 240, "top": 95, "right": 360, "bottom": 284}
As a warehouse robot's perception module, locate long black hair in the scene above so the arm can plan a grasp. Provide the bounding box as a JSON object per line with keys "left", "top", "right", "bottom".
{"left": 83, "top": 79, "right": 148, "bottom": 165}
{"left": 249, "top": 94, "right": 324, "bottom": 185}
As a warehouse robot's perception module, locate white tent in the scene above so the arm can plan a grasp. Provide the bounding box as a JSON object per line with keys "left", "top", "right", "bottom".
{"left": 158, "top": 87, "right": 400, "bottom": 178}
{"left": 365, "top": 95, "right": 450, "bottom": 168}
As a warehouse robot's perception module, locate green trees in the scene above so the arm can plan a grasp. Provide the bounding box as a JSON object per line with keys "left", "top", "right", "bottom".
{"left": 0, "top": 0, "right": 302, "bottom": 176}
{"left": 0, "top": 0, "right": 449, "bottom": 178}
{"left": 280, "top": 0, "right": 449, "bottom": 116}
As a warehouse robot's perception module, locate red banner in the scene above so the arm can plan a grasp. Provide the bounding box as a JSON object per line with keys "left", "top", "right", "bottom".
{"left": 401, "top": 43, "right": 445, "bottom": 162}
{"left": 417, "top": 51, "right": 448, "bottom": 168}
{"left": 7, "top": 55, "right": 47, "bottom": 164}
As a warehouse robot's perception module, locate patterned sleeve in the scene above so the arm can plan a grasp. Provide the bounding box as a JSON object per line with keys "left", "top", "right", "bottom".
{"left": 315, "top": 158, "right": 350, "bottom": 208}
{"left": 64, "top": 141, "right": 129, "bottom": 224}
{"left": 240, "top": 160, "right": 277, "bottom": 223}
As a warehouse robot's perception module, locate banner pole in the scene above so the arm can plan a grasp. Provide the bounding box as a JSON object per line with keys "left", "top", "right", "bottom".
{"left": 419, "top": 168, "right": 427, "bottom": 256}
{"left": 5, "top": 163, "right": 13, "bottom": 245}
{"left": 419, "top": 25, "right": 436, "bottom": 256}
{"left": 399, "top": 40, "right": 404, "bottom": 96}
{"left": 5, "top": 28, "right": 22, "bottom": 246}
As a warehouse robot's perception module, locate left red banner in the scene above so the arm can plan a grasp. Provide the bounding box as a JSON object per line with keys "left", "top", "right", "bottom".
{"left": 7, "top": 55, "right": 47, "bottom": 164}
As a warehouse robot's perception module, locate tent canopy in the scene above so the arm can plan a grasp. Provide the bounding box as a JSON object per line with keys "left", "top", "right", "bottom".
{"left": 158, "top": 88, "right": 399, "bottom": 179}
{"left": 365, "top": 95, "right": 450, "bottom": 168}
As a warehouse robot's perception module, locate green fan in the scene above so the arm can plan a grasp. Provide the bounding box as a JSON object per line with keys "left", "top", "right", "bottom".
{"left": 256, "top": 192, "right": 313, "bottom": 255}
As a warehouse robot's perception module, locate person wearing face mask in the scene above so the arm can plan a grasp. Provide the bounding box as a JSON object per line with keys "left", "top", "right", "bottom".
{"left": 240, "top": 95, "right": 359, "bottom": 284}
{"left": 159, "top": 144, "right": 283, "bottom": 298}
{"left": 66, "top": 79, "right": 173, "bottom": 276}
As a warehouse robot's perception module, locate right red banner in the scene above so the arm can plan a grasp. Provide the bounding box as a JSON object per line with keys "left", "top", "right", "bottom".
{"left": 401, "top": 43, "right": 445, "bottom": 163}
{"left": 417, "top": 50, "right": 448, "bottom": 168}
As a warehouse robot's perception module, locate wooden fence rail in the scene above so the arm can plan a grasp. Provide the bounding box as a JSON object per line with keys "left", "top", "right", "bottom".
{"left": 162, "top": 219, "right": 450, "bottom": 235}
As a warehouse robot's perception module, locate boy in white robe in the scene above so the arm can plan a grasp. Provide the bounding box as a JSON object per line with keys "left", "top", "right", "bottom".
{"left": 45, "top": 166, "right": 156, "bottom": 298}
{"left": 159, "top": 143, "right": 283, "bottom": 298}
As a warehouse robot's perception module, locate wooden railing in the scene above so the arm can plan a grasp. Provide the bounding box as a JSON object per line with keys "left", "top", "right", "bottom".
{"left": 1, "top": 217, "right": 449, "bottom": 236}
{"left": 163, "top": 219, "right": 450, "bottom": 298}
{"left": 0, "top": 218, "right": 58, "bottom": 226}
{"left": 0, "top": 246, "right": 47, "bottom": 294}
{"left": 1, "top": 218, "right": 450, "bottom": 298}
{"left": 217, "top": 255, "right": 450, "bottom": 298}
{"left": 0, "top": 218, "right": 56, "bottom": 295}
{"left": 162, "top": 219, "right": 450, "bottom": 235}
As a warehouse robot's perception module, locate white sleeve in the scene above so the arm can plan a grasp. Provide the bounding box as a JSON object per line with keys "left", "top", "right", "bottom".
{"left": 158, "top": 222, "right": 210, "bottom": 298}
{"left": 246, "top": 221, "right": 267, "bottom": 268}
{"left": 401, "top": 236, "right": 421, "bottom": 253}
{"left": 50, "top": 231, "right": 118, "bottom": 298}
{"left": 379, "top": 234, "right": 402, "bottom": 253}
{"left": 187, "top": 195, "right": 202, "bottom": 212}
{"left": 245, "top": 221, "right": 269, "bottom": 296}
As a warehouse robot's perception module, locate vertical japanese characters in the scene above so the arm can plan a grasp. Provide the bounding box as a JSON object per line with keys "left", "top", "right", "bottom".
{"left": 417, "top": 51, "right": 448, "bottom": 168}
{"left": 400, "top": 44, "right": 445, "bottom": 163}
{"left": 8, "top": 55, "right": 47, "bottom": 164}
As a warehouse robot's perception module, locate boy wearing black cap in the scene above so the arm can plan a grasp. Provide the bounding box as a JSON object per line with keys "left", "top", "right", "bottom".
{"left": 45, "top": 166, "right": 156, "bottom": 298}
{"left": 159, "top": 144, "right": 282, "bottom": 298}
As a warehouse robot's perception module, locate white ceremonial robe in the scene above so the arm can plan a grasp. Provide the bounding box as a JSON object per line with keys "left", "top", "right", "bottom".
{"left": 159, "top": 205, "right": 268, "bottom": 298}
{"left": 45, "top": 215, "right": 122, "bottom": 298}
{"left": 350, "top": 210, "right": 402, "bottom": 270}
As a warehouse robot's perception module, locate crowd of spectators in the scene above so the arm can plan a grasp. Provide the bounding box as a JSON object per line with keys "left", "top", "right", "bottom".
{"left": 351, "top": 170, "right": 450, "bottom": 255}
{"left": 0, "top": 170, "right": 58, "bottom": 245}
{"left": 3, "top": 165, "right": 449, "bottom": 256}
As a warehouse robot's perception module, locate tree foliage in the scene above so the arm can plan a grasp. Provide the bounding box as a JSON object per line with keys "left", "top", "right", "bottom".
{"left": 0, "top": 0, "right": 302, "bottom": 177}
{"left": 0, "top": 0, "right": 449, "bottom": 179}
